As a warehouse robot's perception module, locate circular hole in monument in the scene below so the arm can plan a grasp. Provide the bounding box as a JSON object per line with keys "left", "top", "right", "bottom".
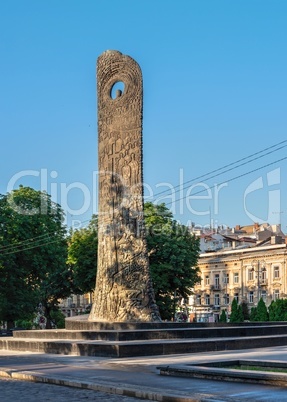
{"left": 110, "top": 81, "right": 125, "bottom": 99}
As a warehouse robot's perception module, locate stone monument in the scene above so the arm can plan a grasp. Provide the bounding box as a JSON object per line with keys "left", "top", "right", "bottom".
{"left": 6, "top": 51, "right": 285, "bottom": 359}
{"left": 89, "top": 50, "right": 161, "bottom": 322}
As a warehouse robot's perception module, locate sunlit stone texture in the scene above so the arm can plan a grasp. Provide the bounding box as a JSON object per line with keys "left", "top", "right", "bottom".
{"left": 89, "top": 50, "right": 161, "bottom": 322}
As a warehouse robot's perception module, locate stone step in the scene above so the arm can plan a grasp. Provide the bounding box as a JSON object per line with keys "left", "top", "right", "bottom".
{"left": 12, "top": 323, "right": 287, "bottom": 341}
{"left": 2, "top": 333, "right": 287, "bottom": 358}
{"left": 64, "top": 315, "right": 287, "bottom": 331}
{"left": 5, "top": 318, "right": 287, "bottom": 358}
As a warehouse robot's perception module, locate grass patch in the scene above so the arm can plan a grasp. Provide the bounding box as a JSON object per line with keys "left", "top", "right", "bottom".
{"left": 229, "top": 365, "right": 287, "bottom": 373}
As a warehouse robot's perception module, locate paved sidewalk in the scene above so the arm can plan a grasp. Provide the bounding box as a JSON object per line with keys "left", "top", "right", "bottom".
{"left": 1, "top": 346, "right": 287, "bottom": 401}
{"left": 0, "top": 377, "right": 142, "bottom": 402}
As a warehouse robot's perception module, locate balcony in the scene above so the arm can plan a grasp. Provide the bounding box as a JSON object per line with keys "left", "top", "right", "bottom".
{"left": 210, "top": 285, "right": 221, "bottom": 291}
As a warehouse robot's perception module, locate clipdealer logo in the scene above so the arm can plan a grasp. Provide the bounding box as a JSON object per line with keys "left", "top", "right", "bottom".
{"left": 6, "top": 167, "right": 282, "bottom": 227}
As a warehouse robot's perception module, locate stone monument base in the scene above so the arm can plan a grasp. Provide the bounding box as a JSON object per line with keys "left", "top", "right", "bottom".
{"left": 1, "top": 317, "right": 287, "bottom": 357}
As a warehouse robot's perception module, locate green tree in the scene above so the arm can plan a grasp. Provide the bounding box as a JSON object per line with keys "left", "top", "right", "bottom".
{"left": 237, "top": 304, "right": 244, "bottom": 322}
{"left": 219, "top": 309, "right": 227, "bottom": 323}
{"left": 67, "top": 215, "right": 98, "bottom": 294}
{"left": 255, "top": 298, "right": 269, "bottom": 321}
{"left": 0, "top": 192, "right": 34, "bottom": 328}
{"left": 50, "top": 308, "right": 66, "bottom": 329}
{"left": 229, "top": 298, "right": 244, "bottom": 323}
{"left": 144, "top": 202, "right": 201, "bottom": 320}
{"left": 250, "top": 306, "right": 257, "bottom": 321}
{"left": 269, "top": 299, "right": 287, "bottom": 321}
{"left": 0, "top": 186, "right": 71, "bottom": 328}
{"left": 241, "top": 300, "right": 250, "bottom": 321}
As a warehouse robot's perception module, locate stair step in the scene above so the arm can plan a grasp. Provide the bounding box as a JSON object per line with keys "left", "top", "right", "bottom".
{"left": 2, "top": 333, "right": 287, "bottom": 358}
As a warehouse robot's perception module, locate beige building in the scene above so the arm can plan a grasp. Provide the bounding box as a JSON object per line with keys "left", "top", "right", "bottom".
{"left": 59, "top": 293, "right": 93, "bottom": 317}
{"left": 192, "top": 241, "right": 287, "bottom": 322}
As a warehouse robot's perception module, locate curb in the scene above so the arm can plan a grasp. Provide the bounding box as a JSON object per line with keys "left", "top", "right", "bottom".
{"left": 0, "top": 369, "right": 201, "bottom": 402}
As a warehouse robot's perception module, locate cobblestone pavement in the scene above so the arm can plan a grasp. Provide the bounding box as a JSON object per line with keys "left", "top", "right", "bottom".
{"left": 0, "top": 377, "right": 141, "bottom": 401}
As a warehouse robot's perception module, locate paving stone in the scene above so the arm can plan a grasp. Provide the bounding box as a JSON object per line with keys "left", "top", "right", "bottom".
{"left": 0, "top": 377, "right": 141, "bottom": 401}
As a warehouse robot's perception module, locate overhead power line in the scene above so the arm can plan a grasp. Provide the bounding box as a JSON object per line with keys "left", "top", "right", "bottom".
{"left": 0, "top": 238, "right": 64, "bottom": 257}
{"left": 164, "top": 155, "right": 287, "bottom": 206}
{"left": 0, "top": 218, "right": 91, "bottom": 254}
{"left": 171, "top": 144, "right": 286, "bottom": 198}
{"left": 151, "top": 139, "right": 287, "bottom": 199}
{"left": 0, "top": 233, "right": 52, "bottom": 252}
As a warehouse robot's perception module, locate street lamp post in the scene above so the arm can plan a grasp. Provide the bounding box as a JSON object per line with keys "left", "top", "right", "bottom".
{"left": 251, "top": 260, "right": 266, "bottom": 303}
{"left": 223, "top": 274, "right": 228, "bottom": 303}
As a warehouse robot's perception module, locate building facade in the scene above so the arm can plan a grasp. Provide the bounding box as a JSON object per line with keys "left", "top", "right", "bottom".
{"left": 192, "top": 243, "right": 287, "bottom": 322}
{"left": 59, "top": 293, "right": 93, "bottom": 317}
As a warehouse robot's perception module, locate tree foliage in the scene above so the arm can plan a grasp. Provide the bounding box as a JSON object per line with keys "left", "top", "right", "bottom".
{"left": 67, "top": 215, "right": 98, "bottom": 294}
{"left": 229, "top": 298, "right": 244, "bottom": 323}
{"left": 268, "top": 299, "right": 287, "bottom": 321}
{"left": 144, "top": 202, "right": 201, "bottom": 320}
{"left": 241, "top": 300, "right": 250, "bottom": 321}
{"left": 250, "top": 306, "right": 257, "bottom": 321}
{"left": 250, "top": 298, "right": 269, "bottom": 322}
{"left": 0, "top": 186, "right": 71, "bottom": 328}
{"left": 237, "top": 304, "right": 244, "bottom": 322}
{"left": 219, "top": 309, "right": 227, "bottom": 323}
{"left": 1, "top": 195, "right": 200, "bottom": 326}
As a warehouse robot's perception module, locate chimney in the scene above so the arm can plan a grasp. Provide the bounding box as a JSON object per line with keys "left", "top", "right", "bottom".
{"left": 271, "top": 235, "right": 282, "bottom": 245}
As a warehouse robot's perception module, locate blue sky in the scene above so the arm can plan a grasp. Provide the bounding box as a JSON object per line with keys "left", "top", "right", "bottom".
{"left": 1, "top": 1, "right": 286, "bottom": 231}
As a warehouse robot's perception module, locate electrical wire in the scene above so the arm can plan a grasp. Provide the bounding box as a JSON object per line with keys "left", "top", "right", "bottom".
{"left": 167, "top": 144, "right": 286, "bottom": 198}
{"left": 150, "top": 139, "right": 287, "bottom": 199}
{"left": 0, "top": 233, "right": 52, "bottom": 252}
{"left": 0, "top": 238, "right": 64, "bottom": 257}
{"left": 0, "top": 218, "right": 91, "bottom": 254}
{"left": 164, "top": 155, "right": 287, "bottom": 206}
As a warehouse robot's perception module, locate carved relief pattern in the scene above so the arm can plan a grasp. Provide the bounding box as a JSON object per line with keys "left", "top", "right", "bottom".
{"left": 89, "top": 50, "right": 161, "bottom": 322}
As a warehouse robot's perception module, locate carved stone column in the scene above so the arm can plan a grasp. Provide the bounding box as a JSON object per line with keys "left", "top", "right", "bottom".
{"left": 89, "top": 50, "right": 161, "bottom": 322}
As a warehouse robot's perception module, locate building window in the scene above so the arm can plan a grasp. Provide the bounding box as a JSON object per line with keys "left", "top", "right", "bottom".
{"left": 205, "top": 294, "right": 210, "bottom": 305}
{"left": 214, "top": 274, "right": 220, "bottom": 288}
{"left": 234, "top": 272, "right": 239, "bottom": 284}
{"left": 224, "top": 293, "right": 230, "bottom": 305}
{"left": 261, "top": 290, "right": 267, "bottom": 302}
{"left": 196, "top": 295, "right": 201, "bottom": 305}
{"left": 249, "top": 291, "right": 254, "bottom": 303}
{"left": 248, "top": 269, "right": 254, "bottom": 281}
{"left": 205, "top": 275, "right": 210, "bottom": 286}
{"left": 274, "top": 266, "right": 280, "bottom": 279}
{"left": 273, "top": 289, "right": 280, "bottom": 300}
{"left": 234, "top": 293, "right": 239, "bottom": 303}
{"left": 223, "top": 273, "right": 229, "bottom": 284}
{"left": 214, "top": 294, "right": 220, "bottom": 306}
